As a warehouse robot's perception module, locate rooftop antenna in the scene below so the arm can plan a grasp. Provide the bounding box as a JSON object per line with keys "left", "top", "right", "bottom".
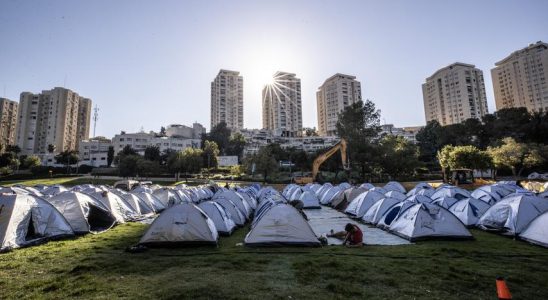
{"left": 92, "top": 105, "right": 99, "bottom": 137}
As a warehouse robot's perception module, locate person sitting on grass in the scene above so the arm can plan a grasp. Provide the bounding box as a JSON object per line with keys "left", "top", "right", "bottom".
{"left": 327, "top": 223, "right": 363, "bottom": 247}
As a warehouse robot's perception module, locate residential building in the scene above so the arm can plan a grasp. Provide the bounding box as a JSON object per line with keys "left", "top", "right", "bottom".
{"left": 211, "top": 69, "right": 243, "bottom": 130}
{"left": 16, "top": 87, "right": 92, "bottom": 155}
{"left": 262, "top": 71, "right": 302, "bottom": 137}
{"left": 79, "top": 136, "right": 112, "bottom": 167}
{"left": 491, "top": 41, "right": 548, "bottom": 112}
{"left": 112, "top": 123, "right": 204, "bottom": 155}
{"left": 422, "top": 63, "right": 488, "bottom": 126}
{"left": 0, "top": 98, "right": 18, "bottom": 152}
{"left": 380, "top": 124, "right": 424, "bottom": 144}
{"left": 317, "top": 73, "right": 362, "bottom": 136}
{"left": 240, "top": 129, "right": 339, "bottom": 157}
{"left": 165, "top": 123, "right": 206, "bottom": 139}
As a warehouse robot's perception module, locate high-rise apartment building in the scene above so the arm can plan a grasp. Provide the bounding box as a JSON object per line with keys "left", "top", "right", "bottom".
{"left": 0, "top": 98, "right": 18, "bottom": 152}
{"left": 491, "top": 41, "right": 548, "bottom": 112}
{"left": 16, "top": 87, "right": 92, "bottom": 155}
{"left": 262, "top": 72, "right": 302, "bottom": 137}
{"left": 316, "top": 73, "right": 362, "bottom": 136}
{"left": 210, "top": 69, "right": 243, "bottom": 130}
{"left": 422, "top": 63, "right": 488, "bottom": 126}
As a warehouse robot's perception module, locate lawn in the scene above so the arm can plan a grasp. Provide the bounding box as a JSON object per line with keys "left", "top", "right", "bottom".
{"left": 1, "top": 222, "right": 547, "bottom": 299}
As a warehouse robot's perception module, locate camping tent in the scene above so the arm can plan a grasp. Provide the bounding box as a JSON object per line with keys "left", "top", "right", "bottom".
{"left": 406, "top": 182, "right": 432, "bottom": 196}
{"left": 362, "top": 197, "right": 402, "bottom": 225}
{"left": 213, "top": 197, "right": 247, "bottom": 226}
{"left": 1, "top": 193, "right": 74, "bottom": 252}
{"left": 120, "top": 193, "right": 155, "bottom": 216}
{"left": 153, "top": 188, "right": 183, "bottom": 207}
{"left": 431, "top": 197, "right": 459, "bottom": 209}
{"left": 448, "top": 197, "right": 491, "bottom": 227}
{"left": 384, "top": 190, "right": 407, "bottom": 201}
{"left": 89, "top": 191, "right": 138, "bottom": 223}
{"left": 520, "top": 211, "right": 548, "bottom": 247}
{"left": 477, "top": 194, "right": 548, "bottom": 235}
{"left": 431, "top": 187, "right": 471, "bottom": 200}
{"left": 198, "top": 201, "right": 236, "bottom": 236}
{"left": 132, "top": 192, "right": 166, "bottom": 213}
{"left": 139, "top": 203, "right": 218, "bottom": 246}
{"left": 344, "top": 190, "right": 385, "bottom": 218}
{"left": 48, "top": 191, "right": 116, "bottom": 234}
{"left": 376, "top": 201, "right": 417, "bottom": 230}
{"left": 384, "top": 181, "right": 406, "bottom": 194}
{"left": 471, "top": 186, "right": 503, "bottom": 205}
{"left": 41, "top": 185, "right": 69, "bottom": 198}
{"left": 213, "top": 190, "right": 252, "bottom": 218}
{"left": 299, "top": 191, "right": 321, "bottom": 209}
{"left": 388, "top": 202, "right": 473, "bottom": 241}
{"left": 244, "top": 204, "right": 320, "bottom": 247}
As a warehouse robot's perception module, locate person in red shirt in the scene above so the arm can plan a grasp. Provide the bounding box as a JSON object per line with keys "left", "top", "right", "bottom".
{"left": 327, "top": 223, "right": 363, "bottom": 247}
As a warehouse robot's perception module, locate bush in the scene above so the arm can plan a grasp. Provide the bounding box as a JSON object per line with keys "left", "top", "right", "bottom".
{"left": 0, "top": 166, "right": 13, "bottom": 176}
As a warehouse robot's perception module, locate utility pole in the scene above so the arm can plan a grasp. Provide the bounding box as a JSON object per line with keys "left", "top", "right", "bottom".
{"left": 93, "top": 105, "right": 99, "bottom": 137}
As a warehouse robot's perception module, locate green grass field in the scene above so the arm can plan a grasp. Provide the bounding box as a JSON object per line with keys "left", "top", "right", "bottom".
{"left": 1, "top": 223, "right": 547, "bottom": 299}
{"left": 2, "top": 177, "right": 547, "bottom": 299}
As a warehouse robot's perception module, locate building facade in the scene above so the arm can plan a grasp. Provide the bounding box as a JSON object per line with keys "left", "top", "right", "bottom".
{"left": 0, "top": 98, "right": 18, "bottom": 152}
{"left": 240, "top": 129, "right": 339, "bottom": 157}
{"left": 165, "top": 123, "right": 205, "bottom": 139}
{"left": 491, "top": 41, "right": 548, "bottom": 112}
{"left": 422, "top": 63, "right": 488, "bottom": 126}
{"left": 79, "top": 136, "right": 112, "bottom": 167}
{"left": 262, "top": 71, "right": 302, "bottom": 137}
{"left": 211, "top": 69, "right": 243, "bottom": 130}
{"left": 317, "top": 73, "right": 362, "bottom": 136}
{"left": 112, "top": 125, "right": 203, "bottom": 155}
{"left": 380, "top": 124, "right": 424, "bottom": 144}
{"left": 16, "top": 87, "right": 92, "bottom": 155}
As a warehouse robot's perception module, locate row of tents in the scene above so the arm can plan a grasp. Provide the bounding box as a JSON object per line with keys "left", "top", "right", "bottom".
{"left": 281, "top": 181, "right": 548, "bottom": 246}
{"left": 0, "top": 182, "right": 252, "bottom": 252}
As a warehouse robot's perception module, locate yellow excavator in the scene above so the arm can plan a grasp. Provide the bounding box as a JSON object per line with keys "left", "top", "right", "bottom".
{"left": 294, "top": 138, "right": 349, "bottom": 184}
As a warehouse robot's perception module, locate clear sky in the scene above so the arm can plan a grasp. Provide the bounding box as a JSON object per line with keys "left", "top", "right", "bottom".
{"left": 1, "top": 0, "right": 547, "bottom": 137}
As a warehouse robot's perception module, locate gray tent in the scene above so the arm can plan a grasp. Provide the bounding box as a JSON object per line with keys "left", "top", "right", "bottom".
{"left": 362, "top": 197, "right": 402, "bottom": 225}
{"left": 89, "top": 191, "right": 138, "bottom": 223}
{"left": 1, "top": 193, "right": 74, "bottom": 252}
{"left": 448, "top": 197, "right": 491, "bottom": 227}
{"left": 121, "top": 193, "right": 155, "bottom": 216}
{"left": 213, "top": 196, "right": 247, "bottom": 226}
{"left": 48, "top": 191, "right": 116, "bottom": 234}
{"left": 132, "top": 192, "right": 166, "bottom": 213}
{"left": 344, "top": 190, "right": 385, "bottom": 218}
{"left": 384, "top": 181, "right": 406, "bottom": 194}
{"left": 520, "top": 211, "right": 548, "bottom": 247}
{"left": 376, "top": 201, "right": 416, "bottom": 230}
{"left": 244, "top": 204, "right": 320, "bottom": 247}
{"left": 431, "top": 187, "right": 471, "bottom": 200}
{"left": 431, "top": 197, "right": 459, "bottom": 209}
{"left": 152, "top": 188, "right": 183, "bottom": 207}
{"left": 139, "top": 203, "right": 218, "bottom": 246}
{"left": 388, "top": 202, "right": 473, "bottom": 241}
{"left": 213, "top": 190, "right": 251, "bottom": 218}
{"left": 384, "top": 190, "right": 407, "bottom": 201}
{"left": 477, "top": 194, "right": 548, "bottom": 236}
{"left": 299, "top": 191, "right": 321, "bottom": 209}
{"left": 198, "top": 201, "right": 236, "bottom": 235}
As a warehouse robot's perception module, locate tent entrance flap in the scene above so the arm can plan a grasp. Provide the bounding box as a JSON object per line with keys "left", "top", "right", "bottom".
{"left": 25, "top": 212, "right": 41, "bottom": 241}
{"left": 87, "top": 206, "right": 114, "bottom": 232}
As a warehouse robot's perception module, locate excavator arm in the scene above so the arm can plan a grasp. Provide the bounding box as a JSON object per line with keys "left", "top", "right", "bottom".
{"left": 311, "top": 138, "right": 349, "bottom": 180}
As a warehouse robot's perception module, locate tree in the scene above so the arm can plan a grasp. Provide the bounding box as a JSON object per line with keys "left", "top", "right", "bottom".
{"left": 159, "top": 126, "right": 167, "bottom": 137}
{"left": 54, "top": 151, "right": 79, "bottom": 165}
{"left": 107, "top": 146, "right": 115, "bottom": 167}
{"left": 136, "top": 158, "right": 160, "bottom": 178}
{"left": 203, "top": 141, "right": 220, "bottom": 169}
{"left": 181, "top": 147, "right": 204, "bottom": 174}
{"left": 226, "top": 132, "right": 246, "bottom": 159}
{"left": 23, "top": 155, "right": 41, "bottom": 169}
{"left": 204, "top": 122, "right": 231, "bottom": 155}
{"left": 487, "top": 137, "right": 545, "bottom": 178}
{"left": 120, "top": 145, "right": 138, "bottom": 156}
{"left": 118, "top": 155, "right": 141, "bottom": 177}
{"left": 144, "top": 145, "right": 161, "bottom": 162}
{"left": 247, "top": 146, "right": 278, "bottom": 183}
{"left": 303, "top": 127, "right": 318, "bottom": 137}
{"left": 47, "top": 144, "right": 56, "bottom": 154}
{"left": 166, "top": 150, "right": 184, "bottom": 181}
{"left": 336, "top": 99, "right": 381, "bottom": 180}
{"left": 5, "top": 145, "right": 21, "bottom": 156}
{"left": 377, "top": 135, "right": 420, "bottom": 180}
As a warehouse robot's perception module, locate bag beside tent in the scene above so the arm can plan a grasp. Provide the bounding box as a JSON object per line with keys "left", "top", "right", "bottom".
{"left": 139, "top": 203, "right": 218, "bottom": 246}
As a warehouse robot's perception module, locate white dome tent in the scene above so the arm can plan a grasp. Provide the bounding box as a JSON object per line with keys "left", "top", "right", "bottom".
{"left": 384, "top": 190, "right": 407, "bottom": 201}
{"left": 139, "top": 203, "right": 218, "bottom": 246}
{"left": 298, "top": 191, "right": 321, "bottom": 209}
{"left": 477, "top": 194, "right": 548, "bottom": 236}
{"left": 244, "top": 204, "right": 320, "bottom": 247}
{"left": 384, "top": 181, "right": 406, "bottom": 194}
{"left": 213, "top": 197, "right": 247, "bottom": 226}
{"left": 89, "top": 191, "right": 138, "bottom": 223}
{"left": 520, "top": 211, "right": 548, "bottom": 248}
{"left": 198, "top": 201, "right": 236, "bottom": 236}
{"left": 448, "top": 198, "right": 491, "bottom": 227}
{"left": 344, "top": 190, "right": 385, "bottom": 218}
{"left": 431, "top": 187, "right": 471, "bottom": 201}
{"left": 362, "top": 197, "right": 402, "bottom": 225}
{"left": 131, "top": 192, "right": 166, "bottom": 213}
{"left": 388, "top": 203, "right": 473, "bottom": 241}
{"left": 1, "top": 194, "right": 74, "bottom": 252}
{"left": 48, "top": 191, "right": 116, "bottom": 234}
